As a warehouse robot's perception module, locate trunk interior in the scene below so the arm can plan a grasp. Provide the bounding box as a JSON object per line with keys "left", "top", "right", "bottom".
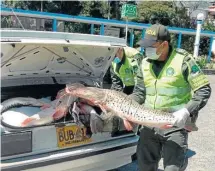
{"left": 1, "top": 82, "right": 135, "bottom": 159}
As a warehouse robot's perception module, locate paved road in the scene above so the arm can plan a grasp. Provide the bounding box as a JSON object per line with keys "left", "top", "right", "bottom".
{"left": 117, "top": 75, "right": 215, "bottom": 171}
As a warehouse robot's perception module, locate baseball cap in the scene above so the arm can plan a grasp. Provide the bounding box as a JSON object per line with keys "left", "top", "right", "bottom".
{"left": 137, "top": 24, "right": 171, "bottom": 48}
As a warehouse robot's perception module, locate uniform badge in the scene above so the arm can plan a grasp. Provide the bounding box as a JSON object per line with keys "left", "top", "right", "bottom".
{"left": 191, "top": 65, "right": 200, "bottom": 73}
{"left": 166, "top": 67, "right": 175, "bottom": 76}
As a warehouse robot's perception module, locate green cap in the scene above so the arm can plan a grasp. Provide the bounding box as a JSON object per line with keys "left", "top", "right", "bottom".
{"left": 137, "top": 24, "right": 171, "bottom": 48}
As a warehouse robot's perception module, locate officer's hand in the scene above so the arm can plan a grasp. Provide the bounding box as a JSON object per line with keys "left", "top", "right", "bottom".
{"left": 90, "top": 113, "right": 104, "bottom": 134}
{"left": 172, "top": 108, "right": 190, "bottom": 128}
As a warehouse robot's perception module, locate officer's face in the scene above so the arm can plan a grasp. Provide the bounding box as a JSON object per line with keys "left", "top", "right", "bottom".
{"left": 115, "top": 48, "right": 124, "bottom": 60}
{"left": 152, "top": 41, "right": 169, "bottom": 61}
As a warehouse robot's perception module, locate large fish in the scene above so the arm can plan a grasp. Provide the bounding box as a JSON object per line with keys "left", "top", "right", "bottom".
{"left": 20, "top": 91, "right": 77, "bottom": 127}
{"left": 65, "top": 83, "right": 198, "bottom": 132}
{"left": 0, "top": 97, "right": 49, "bottom": 114}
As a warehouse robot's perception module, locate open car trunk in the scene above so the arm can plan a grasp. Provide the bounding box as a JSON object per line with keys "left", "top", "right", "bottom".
{"left": 1, "top": 30, "right": 138, "bottom": 171}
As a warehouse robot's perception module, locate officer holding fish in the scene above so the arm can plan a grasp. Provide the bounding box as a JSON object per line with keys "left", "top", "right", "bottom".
{"left": 129, "top": 24, "right": 212, "bottom": 171}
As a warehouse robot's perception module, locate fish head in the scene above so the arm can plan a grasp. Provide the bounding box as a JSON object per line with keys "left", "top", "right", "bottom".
{"left": 65, "top": 83, "right": 105, "bottom": 105}
{"left": 54, "top": 95, "right": 75, "bottom": 118}
{"left": 55, "top": 88, "right": 77, "bottom": 108}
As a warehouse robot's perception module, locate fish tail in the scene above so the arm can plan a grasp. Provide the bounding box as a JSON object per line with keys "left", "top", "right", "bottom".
{"left": 123, "top": 119, "right": 134, "bottom": 131}
{"left": 53, "top": 108, "right": 67, "bottom": 120}
{"left": 161, "top": 124, "right": 173, "bottom": 129}
{"left": 52, "top": 111, "right": 61, "bottom": 120}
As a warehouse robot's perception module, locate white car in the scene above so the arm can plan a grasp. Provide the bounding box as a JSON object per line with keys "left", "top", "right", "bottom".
{"left": 0, "top": 30, "right": 139, "bottom": 171}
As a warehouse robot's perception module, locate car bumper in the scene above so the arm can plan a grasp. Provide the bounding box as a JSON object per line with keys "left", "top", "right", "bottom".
{"left": 1, "top": 135, "right": 139, "bottom": 171}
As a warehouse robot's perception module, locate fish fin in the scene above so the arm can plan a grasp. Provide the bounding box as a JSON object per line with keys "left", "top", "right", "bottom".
{"left": 53, "top": 106, "right": 68, "bottom": 120}
{"left": 123, "top": 119, "right": 133, "bottom": 131}
{"left": 184, "top": 126, "right": 192, "bottom": 132}
{"left": 21, "top": 118, "right": 36, "bottom": 127}
{"left": 52, "top": 111, "right": 59, "bottom": 120}
{"left": 52, "top": 110, "right": 65, "bottom": 120}
{"left": 98, "top": 104, "right": 107, "bottom": 114}
{"left": 184, "top": 118, "right": 198, "bottom": 132}
{"left": 161, "top": 124, "right": 173, "bottom": 129}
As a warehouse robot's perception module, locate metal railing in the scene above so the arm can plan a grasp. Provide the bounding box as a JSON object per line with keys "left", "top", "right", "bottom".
{"left": 1, "top": 6, "right": 215, "bottom": 61}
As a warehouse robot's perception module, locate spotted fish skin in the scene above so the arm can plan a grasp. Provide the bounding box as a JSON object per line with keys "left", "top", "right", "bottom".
{"left": 96, "top": 88, "right": 175, "bottom": 128}
{"left": 65, "top": 83, "right": 197, "bottom": 131}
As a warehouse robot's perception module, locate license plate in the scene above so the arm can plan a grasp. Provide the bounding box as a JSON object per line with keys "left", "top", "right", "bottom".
{"left": 56, "top": 125, "right": 92, "bottom": 148}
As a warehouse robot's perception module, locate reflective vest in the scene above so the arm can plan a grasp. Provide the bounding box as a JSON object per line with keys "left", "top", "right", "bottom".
{"left": 112, "top": 47, "right": 140, "bottom": 86}
{"left": 142, "top": 49, "right": 192, "bottom": 112}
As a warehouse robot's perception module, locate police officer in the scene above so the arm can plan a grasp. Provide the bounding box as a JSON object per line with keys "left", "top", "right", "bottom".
{"left": 110, "top": 46, "right": 143, "bottom": 95}
{"left": 110, "top": 47, "right": 143, "bottom": 137}
{"left": 129, "top": 24, "right": 211, "bottom": 171}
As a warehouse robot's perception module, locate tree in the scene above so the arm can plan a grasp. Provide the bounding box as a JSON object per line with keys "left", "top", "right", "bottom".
{"left": 131, "top": 1, "right": 208, "bottom": 54}
{"left": 2, "top": 0, "right": 84, "bottom": 31}
{"left": 2, "top": 0, "right": 213, "bottom": 56}
{"left": 109, "top": 1, "right": 120, "bottom": 20}
{"left": 132, "top": 2, "right": 174, "bottom": 25}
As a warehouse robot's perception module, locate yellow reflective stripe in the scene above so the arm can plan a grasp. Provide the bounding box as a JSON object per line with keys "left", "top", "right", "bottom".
{"left": 121, "top": 77, "right": 135, "bottom": 86}
{"left": 145, "top": 87, "right": 156, "bottom": 95}
{"left": 144, "top": 100, "right": 186, "bottom": 112}
{"left": 157, "top": 87, "right": 191, "bottom": 95}
{"left": 145, "top": 95, "right": 184, "bottom": 105}
{"left": 146, "top": 87, "right": 191, "bottom": 96}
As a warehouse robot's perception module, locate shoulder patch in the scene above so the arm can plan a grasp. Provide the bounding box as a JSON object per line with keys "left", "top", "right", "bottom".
{"left": 186, "top": 57, "right": 201, "bottom": 74}
{"left": 191, "top": 64, "right": 200, "bottom": 73}
{"left": 176, "top": 48, "right": 189, "bottom": 55}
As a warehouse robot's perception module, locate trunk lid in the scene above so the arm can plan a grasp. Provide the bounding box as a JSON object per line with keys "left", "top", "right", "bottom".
{"left": 1, "top": 30, "right": 126, "bottom": 87}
